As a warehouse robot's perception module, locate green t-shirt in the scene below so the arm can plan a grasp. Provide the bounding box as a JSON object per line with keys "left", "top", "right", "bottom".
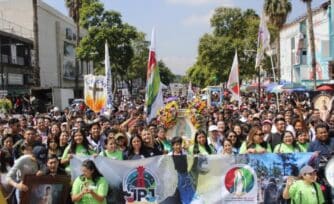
{"left": 289, "top": 180, "right": 325, "bottom": 204}
{"left": 188, "top": 144, "right": 214, "bottom": 155}
{"left": 239, "top": 142, "right": 272, "bottom": 154}
{"left": 99, "top": 150, "right": 123, "bottom": 160}
{"left": 296, "top": 142, "right": 309, "bottom": 152}
{"left": 62, "top": 144, "right": 95, "bottom": 172}
{"left": 273, "top": 143, "right": 300, "bottom": 153}
{"left": 72, "top": 176, "right": 109, "bottom": 204}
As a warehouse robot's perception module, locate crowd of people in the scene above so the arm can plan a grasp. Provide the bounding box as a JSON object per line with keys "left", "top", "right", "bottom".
{"left": 0, "top": 91, "right": 332, "bottom": 204}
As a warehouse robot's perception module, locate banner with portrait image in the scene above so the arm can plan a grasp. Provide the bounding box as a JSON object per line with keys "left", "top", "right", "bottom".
{"left": 207, "top": 86, "right": 223, "bottom": 107}
{"left": 71, "top": 153, "right": 315, "bottom": 204}
{"left": 166, "top": 109, "right": 196, "bottom": 141}
{"left": 84, "top": 74, "right": 107, "bottom": 113}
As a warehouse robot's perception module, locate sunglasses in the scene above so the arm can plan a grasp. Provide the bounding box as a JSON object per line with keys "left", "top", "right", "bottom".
{"left": 305, "top": 171, "right": 317, "bottom": 176}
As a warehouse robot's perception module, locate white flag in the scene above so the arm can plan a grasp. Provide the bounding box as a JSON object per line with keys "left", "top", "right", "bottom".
{"left": 227, "top": 51, "right": 241, "bottom": 106}
{"left": 255, "top": 12, "right": 270, "bottom": 67}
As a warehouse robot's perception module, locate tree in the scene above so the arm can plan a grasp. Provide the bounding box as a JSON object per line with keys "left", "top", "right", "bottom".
{"left": 301, "top": 0, "right": 316, "bottom": 90}
{"left": 158, "top": 60, "right": 175, "bottom": 85}
{"left": 32, "top": 0, "right": 40, "bottom": 87}
{"left": 264, "top": 0, "right": 292, "bottom": 81}
{"left": 187, "top": 8, "right": 260, "bottom": 87}
{"left": 65, "top": 0, "right": 82, "bottom": 97}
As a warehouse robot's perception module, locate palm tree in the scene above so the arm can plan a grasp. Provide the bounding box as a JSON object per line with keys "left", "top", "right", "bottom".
{"left": 65, "top": 0, "right": 81, "bottom": 97}
{"left": 301, "top": 0, "right": 316, "bottom": 90}
{"left": 264, "top": 0, "right": 292, "bottom": 82}
{"left": 32, "top": 0, "right": 40, "bottom": 87}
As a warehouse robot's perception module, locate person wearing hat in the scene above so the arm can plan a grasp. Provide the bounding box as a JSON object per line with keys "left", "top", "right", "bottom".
{"left": 208, "top": 125, "right": 222, "bottom": 153}
{"left": 283, "top": 165, "right": 325, "bottom": 204}
{"left": 115, "top": 132, "right": 128, "bottom": 152}
{"left": 7, "top": 145, "right": 46, "bottom": 203}
{"left": 262, "top": 120, "right": 272, "bottom": 142}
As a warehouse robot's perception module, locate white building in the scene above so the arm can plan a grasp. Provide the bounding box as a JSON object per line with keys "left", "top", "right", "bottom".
{"left": 280, "top": 1, "right": 334, "bottom": 86}
{"left": 0, "top": 0, "right": 91, "bottom": 91}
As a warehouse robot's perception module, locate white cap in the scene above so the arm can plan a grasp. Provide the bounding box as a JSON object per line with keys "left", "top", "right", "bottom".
{"left": 53, "top": 107, "right": 60, "bottom": 112}
{"left": 208, "top": 125, "right": 218, "bottom": 132}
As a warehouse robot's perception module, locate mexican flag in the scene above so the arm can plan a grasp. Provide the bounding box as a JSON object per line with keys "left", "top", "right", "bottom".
{"left": 145, "top": 28, "right": 163, "bottom": 122}
{"left": 227, "top": 51, "right": 241, "bottom": 106}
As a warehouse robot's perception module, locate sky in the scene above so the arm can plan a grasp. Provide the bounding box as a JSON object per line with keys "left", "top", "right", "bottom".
{"left": 43, "top": 0, "right": 326, "bottom": 75}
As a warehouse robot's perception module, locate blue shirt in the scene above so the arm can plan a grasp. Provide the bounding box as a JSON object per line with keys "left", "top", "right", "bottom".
{"left": 308, "top": 137, "right": 334, "bottom": 158}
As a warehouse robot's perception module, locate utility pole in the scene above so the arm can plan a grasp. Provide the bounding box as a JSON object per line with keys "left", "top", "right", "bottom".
{"left": 74, "top": 0, "right": 80, "bottom": 98}
{"left": 32, "top": 0, "right": 40, "bottom": 87}
{"left": 0, "top": 38, "right": 3, "bottom": 90}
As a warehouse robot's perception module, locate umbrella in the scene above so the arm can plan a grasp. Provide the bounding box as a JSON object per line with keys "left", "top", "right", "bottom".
{"left": 164, "top": 96, "right": 178, "bottom": 103}
{"left": 265, "top": 82, "right": 278, "bottom": 92}
{"left": 246, "top": 82, "right": 265, "bottom": 92}
{"left": 270, "top": 85, "right": 284, "bottom": 93}
{"left": 281, "top": 83, "right": 306, "bottom": 89}
{"left": 316, "top": 85, "right": 334, "bottom": 91}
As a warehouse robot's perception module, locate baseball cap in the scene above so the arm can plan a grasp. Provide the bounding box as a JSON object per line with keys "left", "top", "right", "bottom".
{"left": 32, "top": 145, "right": 48, "bottom": 164}
{"left": 208, "top": 125, "right": 218, "bottom": 132}
{"left": 262, "top": 120, "right": 273, "bottom": 125}
{"left": 299, "top": 165, "right": 316, "bottom": 176}
{"left": 115, "top": 133, "right": 126, "bottom": 140}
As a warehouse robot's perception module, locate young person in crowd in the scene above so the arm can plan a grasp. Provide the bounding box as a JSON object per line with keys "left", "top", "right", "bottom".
{"left": 71, "top": 159, "right": 109, "bottom": 204}
{"left": 189, "top": 130, "right": 214, "bottom": 155}
{"left": 239, "top": 126, "right": 272, "bottom": 154}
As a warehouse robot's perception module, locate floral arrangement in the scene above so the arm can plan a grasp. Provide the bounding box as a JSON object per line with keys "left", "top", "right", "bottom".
{"left": 188, "top": 97, "right": 207, "bottom": 129}
{"left": 157, "top": 101, "right": 178, "bottom": 129}
{"left": 0, "top": 98, "right": 12, "bottom": 113}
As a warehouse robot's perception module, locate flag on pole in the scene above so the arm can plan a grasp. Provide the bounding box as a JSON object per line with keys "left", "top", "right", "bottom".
{"left": 255, "top": 12, "right": 270, "bottom": 67}
{"left": 105, "top": 41, "right": 113, "bottom": 110}
{"left": 227, "top": 51, "right": 241, "bottom": 106}
{"left": 145, "top": 28, "right": 163, "bottom": 122}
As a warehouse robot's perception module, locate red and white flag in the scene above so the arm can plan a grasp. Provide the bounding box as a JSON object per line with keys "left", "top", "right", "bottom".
{"left": 144, "top": 28, "right": 164, "bottom": 122}
{"left": 227, "top": 51, "right": 241, "bottom": 106}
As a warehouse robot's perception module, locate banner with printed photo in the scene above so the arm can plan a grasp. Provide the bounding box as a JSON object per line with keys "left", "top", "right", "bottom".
{"left": 84, "top": 74, "right": 107, "bottom": 113}
{"left": 166, "top": 109, "right": 196, "bottom": 141}
{"left": 207, "top": 86, "right": 223, "bottom": 107}
{"left": 71, "top": 153, "right": 315, "bottom": 204}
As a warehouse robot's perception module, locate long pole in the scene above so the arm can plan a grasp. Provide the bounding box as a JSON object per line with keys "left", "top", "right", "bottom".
{"left": 74, "top": 0, "right": 80, "bottom": 97}
{"left": 0, "top": 38, "right": 3, "bottom": 90}
{"left": 258, "top": 65, "right": 261, "bottom": 108}
{"left": 268, "top": 46, "right": 280, "bottom": 112}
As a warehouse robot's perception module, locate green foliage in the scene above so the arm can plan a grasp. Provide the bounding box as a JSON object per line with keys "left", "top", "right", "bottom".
{"left": 158, "top": 61, "right": 175, "bottom": 85}
{"left": 0, "top": 98, "right": 12, "bottom": 113}
{"left": 74, "top": 0, "right": 175, "bottom": 94}
{"left": 187, "top": 8, "right": 260, "bottom": 87}
{"left": 264, "top": 0, "right": 292, "bottom": 29}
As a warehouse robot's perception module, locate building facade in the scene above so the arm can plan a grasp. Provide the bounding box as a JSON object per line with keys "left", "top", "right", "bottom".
{"left": 0, "top": 0, "right": 91, "bottom": 92}
{"left": 280, "top": 1, "right": 334, "bottom": 86}
{"left": 0, "top": 29, "right": 34, "bottom": 95}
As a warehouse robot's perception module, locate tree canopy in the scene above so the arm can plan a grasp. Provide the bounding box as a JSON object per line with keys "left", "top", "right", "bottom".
{"left": 186, "top": 8, "right": 261, "bottom": 87}
{"left": 74, "top": 0, "right": 175, "bottom": 93}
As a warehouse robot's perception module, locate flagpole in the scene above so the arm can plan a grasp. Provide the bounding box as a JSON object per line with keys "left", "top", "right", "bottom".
{"left": 268, "top": 45, "right": 280, "bottom": 112}
{"left": 236, "top": 51, "right": 241, "bottom": 110}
